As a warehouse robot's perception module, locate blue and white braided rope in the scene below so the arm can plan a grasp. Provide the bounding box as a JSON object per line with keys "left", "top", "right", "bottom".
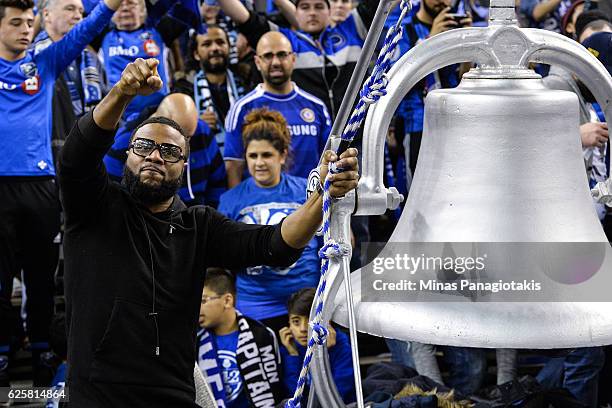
{"left": 285, "top": 1, "right": 413, "bottom": 406}
{"left": 342, "top": 0, "right": 412, "bottom": 142}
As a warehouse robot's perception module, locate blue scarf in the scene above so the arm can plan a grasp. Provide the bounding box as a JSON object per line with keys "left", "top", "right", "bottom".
{"left": 197, "top": 329, "right": 227, "bottom": 407}
{"left": 193, "top": 68, "right": 243, "bottom": 152}
{"left": 33, "top": 31, "right": 102, "bottom": 114}
{"left": 197, "top": 312, "right": 283, "bottom": 407}
{"left": 217, "top": 13, "right": 239, "bottom": 65}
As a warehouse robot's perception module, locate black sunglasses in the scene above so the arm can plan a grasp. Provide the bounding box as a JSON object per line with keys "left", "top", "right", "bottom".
{"left": 129, "top": 137, "right": 186, "bottom": 163}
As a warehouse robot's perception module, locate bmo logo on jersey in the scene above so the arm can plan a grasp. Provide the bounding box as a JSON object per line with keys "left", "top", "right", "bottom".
{"left": 108, "top": 45, "right": 139, "bottom": 57}
{"left": 21, "top": 75, "right": 40, "bottom": 95}
{"left": 0, "top": 81, "right": 18, "bottom": 91}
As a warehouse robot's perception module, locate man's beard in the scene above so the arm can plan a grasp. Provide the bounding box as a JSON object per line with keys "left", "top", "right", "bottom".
{"left": 202, "top": 54, "right": 228, "bottom": 74}
{"left": 122, "top": 166, "right": 183, "bottom": 206}
{"left": 263, "top": 69, "right": 290, "bottom": 86}
{"left": 423, "top": 1, "right": 443, "bottom": 19}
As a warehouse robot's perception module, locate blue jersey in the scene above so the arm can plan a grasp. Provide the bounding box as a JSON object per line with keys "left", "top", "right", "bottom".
{"left": 218, "top": 175, "right": 320, "bottom": 320}
{"left": 224, "top": 84, "right": 331, "bottom": 179}
{"left": 181, "top": 120, "right": 227, "bottom": 207}
{"left": 281, "top": 328, "right": 355, "bottom": 405}
{"left": 214, "top": 332, "right": 250, "bottom": 408}
{"left": 393, "top": 14, "right": 460, "bottom": 133}
{"left": 100, "top": 26, "right": 169, "bottom": 118}
{"left": 0, "top": 2, "right": 113, "bottom": 177}
{"left": 239, "top": 4, "right": 377, "bottom": 117}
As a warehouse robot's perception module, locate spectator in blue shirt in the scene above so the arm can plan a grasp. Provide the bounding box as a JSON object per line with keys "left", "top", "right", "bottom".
{"left": 217, "top": 0, "right": 378, "bottom": 118}
{"left": 99, "top": 0, "right": 189, "bottom": 118}
{"left": 218, "top": 108, "right": 320, "bottom": 332}
{"left": 197, "top": 268, "right": 284, "bottom": 407}
{"left": 33, "top": 0, "right": 105, "bottom": 165}
{"left": 223, "top": 31, "right": 331, "bottom": 187}
{"left": 0, "top": 0, "right": 121, "bottom": 386}
{"left": 279, "top": 288, "right": 356, "bottom": 405}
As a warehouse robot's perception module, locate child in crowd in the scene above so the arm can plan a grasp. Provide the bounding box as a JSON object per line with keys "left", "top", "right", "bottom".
{"left": 279, "top": 288, "right": 356, "bottom": 405}
{"left": 197, "top": 268, "right": 284, "bottom": 407}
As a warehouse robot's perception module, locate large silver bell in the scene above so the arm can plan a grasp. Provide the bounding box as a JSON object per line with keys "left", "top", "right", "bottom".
{"left": 308, "top": 0, "right": 612, "bottom": 406}
{"left": 332, "top": 72, "right": 612, "bottom": 347}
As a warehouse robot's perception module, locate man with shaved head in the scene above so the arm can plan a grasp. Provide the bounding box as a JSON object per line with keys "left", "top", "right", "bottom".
{"left": 155, "top": 93, "right": 199, "bottom": 137}
{"left": 104, "top": 92, "right": 227, "bottom": 207}
{"left": 217, "top": 0, "right": 377, "bottom": 119}
{"left": 224, "top": 31, "right": 331, "bottom": 187}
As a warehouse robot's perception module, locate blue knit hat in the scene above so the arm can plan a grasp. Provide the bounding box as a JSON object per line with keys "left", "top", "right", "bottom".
{"left": 582, "top": 31, "right": 612, "bottom": 76}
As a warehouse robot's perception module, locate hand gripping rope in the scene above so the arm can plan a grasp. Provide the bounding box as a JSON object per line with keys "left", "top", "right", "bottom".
{"left": 285, "top": 1, "right": 412, "bottom": 407}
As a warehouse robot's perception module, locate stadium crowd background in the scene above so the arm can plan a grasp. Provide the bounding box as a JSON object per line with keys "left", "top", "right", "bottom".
{"left": 0, "top": 0, "right": 611, "bottom": 405}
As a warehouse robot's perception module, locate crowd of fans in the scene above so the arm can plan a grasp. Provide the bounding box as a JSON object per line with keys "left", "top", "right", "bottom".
{"left": 0, "top": 0, "right": 610, "bottom": 406}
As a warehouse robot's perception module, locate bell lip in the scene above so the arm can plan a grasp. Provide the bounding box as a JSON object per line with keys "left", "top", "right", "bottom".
{"left": 463, "top": 67, "right": 542, "bottom": 80}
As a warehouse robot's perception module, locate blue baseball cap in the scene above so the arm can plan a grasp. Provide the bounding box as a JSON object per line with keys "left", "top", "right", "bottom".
{"left": 582, "top": 31, "right": 612, "bottom": 76}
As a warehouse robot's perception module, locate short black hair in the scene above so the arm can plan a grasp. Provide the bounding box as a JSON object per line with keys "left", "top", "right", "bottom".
{"left": 294, "top": 0, "right": 330, "bottom": 8}
{"left": 576, "top": 10, "right": 611, "bottom": 40}
{"left": 287, "top": 288, "right": 316, "bottom": 317}
{"left": 204, "top": 268, "right": 236, "bottom": 297}
{"left": 131, "top": 115, "right": 190, "bottom": 159}
{"left": 0, "top": 0, "right": 34, "bottom": 22}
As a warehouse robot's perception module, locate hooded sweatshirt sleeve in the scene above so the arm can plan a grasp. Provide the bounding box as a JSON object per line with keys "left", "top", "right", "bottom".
{"left": 204, "top": 207, "right": 304, "bottom": 270}
{"left": 58, "top": 110, "right": 115, "bottom": 223}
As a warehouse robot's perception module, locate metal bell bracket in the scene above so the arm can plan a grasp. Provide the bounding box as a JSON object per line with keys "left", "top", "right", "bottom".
{"left": 358, "top": 3, "right": 612, "bottom": 217}
{"left": 592, "top": 177, "right": 612, "bottom": 206}
{"left": 309, "top": 0, "right": 612, "bottom": 407}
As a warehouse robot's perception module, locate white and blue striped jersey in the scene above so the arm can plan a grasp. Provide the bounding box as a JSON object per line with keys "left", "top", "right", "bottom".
{"left": 224, "top": 84, "right": 331, "bottom": 179}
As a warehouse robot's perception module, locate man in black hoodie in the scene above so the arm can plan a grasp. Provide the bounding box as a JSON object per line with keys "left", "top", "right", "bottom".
{"left": 57, "top": 57, "right": 359, "bottom": 408}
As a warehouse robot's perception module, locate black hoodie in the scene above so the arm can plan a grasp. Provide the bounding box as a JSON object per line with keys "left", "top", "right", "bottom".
{"left": 58, "top": 111, "right": 303, "bottom": 407}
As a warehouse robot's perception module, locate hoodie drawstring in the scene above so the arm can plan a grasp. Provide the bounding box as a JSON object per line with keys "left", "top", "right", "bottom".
{"left": 139, "top": 211, "right": 161, "bottom": 357}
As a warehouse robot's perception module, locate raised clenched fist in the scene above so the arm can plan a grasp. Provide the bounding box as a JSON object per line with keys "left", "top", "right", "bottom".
{"left": 116, "top": 58, "right": 163, "bottom": 97}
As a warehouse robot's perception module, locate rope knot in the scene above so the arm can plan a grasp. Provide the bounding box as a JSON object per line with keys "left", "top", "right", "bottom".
{"left": 361, "top": 74, "right": 389, "bottom": 104}
{"left": 311, "top": 323, "right": 329, "bottom": 345}
{"left": 318, "top": 242, "right": 341, "bottom": 260}
{"left": 328, "top": 161, "right": 343, "bottom": 175}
